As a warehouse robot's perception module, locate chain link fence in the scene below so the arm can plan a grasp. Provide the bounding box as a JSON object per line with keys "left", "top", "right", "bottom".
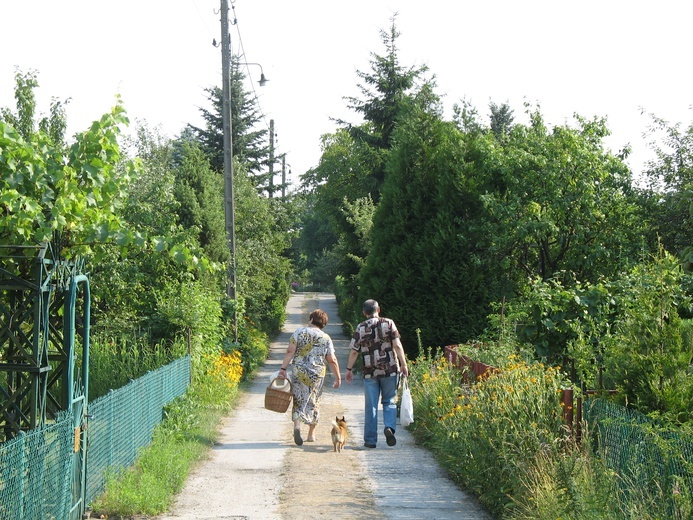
{"left": 0, "top": 355, "right": 190, "bottom": 519}
{"left": 586, "top": 398, "right": 693, "bottom": 518}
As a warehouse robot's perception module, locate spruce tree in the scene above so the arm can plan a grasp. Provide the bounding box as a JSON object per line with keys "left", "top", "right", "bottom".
{"left": 188, "top": 57, "right": 269, "bottom": 184}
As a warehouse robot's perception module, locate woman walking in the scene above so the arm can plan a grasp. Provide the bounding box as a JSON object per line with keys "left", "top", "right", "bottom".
{"left": 277, "top": 309, "right": 341, "bottom": 445}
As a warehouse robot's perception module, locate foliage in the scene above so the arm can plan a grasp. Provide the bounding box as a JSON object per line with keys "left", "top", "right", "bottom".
{"left": 172, "top": 138, "right": 229, "bottom": 264}
{"left": 639, "top": 112, "right": 693, "bottom": 272}
{"left": 409, "top": 348, "right": 693, "bottom": 518}
{"left": 187, "top": 56, "right": 269, "bottom": 184}
{"left": 602, "top": 251, "right": 693, "bottom": 423}
{"left": 88, "top": 124, "right": 211, "bottom": 336}
{"left": 334, "top": 274, "right": 358, "bottom": 337}
{"left": 288, "top": 191, "right": 339, "bottom": 286}
{"left": 479, "top": 108, "right": 645, "bottom": 284}
{"left": 0, "top": 68, "right": 68, "bottom": 143}
{"left": 359, "top": 105, "right": 506, "bottom": 352}
{"left": 91, "top": 350, "right": 243, "bottom": 517}
{"left": 490, "top": 273, "right": 619, "bottom": 368}
{"left": 299, "top": 127, "right": 380, "bottom": 291}
{"left": 152, "top": 280, "right": 223, "bottom": 359}
{"left": 233, "top": 162, "right": 293, "bottom": 335}
{"left": 409, "top": 349, "right": 569, "bottom": 516}
{"left": 341, "top": 16, "right": 438, "bottom": 194}
{"left": 87, "top": 334, "right": 187, "bottom": 400}
{"left": 299, "top": 18, "right": 436, "bottom": 300}
{"left": 0, "top": 70, "right": 137, "bottom": 258}
{"left": 486, "top": 247, "right": 693, "bottom": 423}
{"left": 234, "top": 317, "right": 269, "bottom": 380}
{"left": 489, "top": 101, "right": 514, "bottom": 138}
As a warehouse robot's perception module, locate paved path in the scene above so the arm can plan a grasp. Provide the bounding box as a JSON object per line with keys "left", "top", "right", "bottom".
{"left": 158, "top": 292, "right": 492, "bottom": 520}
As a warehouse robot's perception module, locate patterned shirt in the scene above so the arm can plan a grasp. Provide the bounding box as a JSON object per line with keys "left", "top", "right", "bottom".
{"left": 349, "top": 317, "right": 401, "bottom": 378}
{"left": 289, "top": 326, "right": 335, "bottom": 378}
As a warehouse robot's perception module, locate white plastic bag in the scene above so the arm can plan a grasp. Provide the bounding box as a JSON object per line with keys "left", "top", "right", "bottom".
{"left": 400, "top": 376, "right": 414, "bottom": 427}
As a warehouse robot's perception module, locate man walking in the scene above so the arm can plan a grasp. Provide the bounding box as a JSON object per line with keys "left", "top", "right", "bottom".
{"left": 344, "top": 299, "right": 409, "bottom": 448}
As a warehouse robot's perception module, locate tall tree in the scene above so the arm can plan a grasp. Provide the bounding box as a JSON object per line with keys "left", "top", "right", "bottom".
{"left": 359, "top": 105, "right": 504, "bottom": 350}
{"left": 489, "top": 100, "right": 514, "bottom": 138}
{"left": 640, "top": 114, "right": 693, "bottom": 271}
{"left": 188, "top": 57, "right": 269, "bottom": 183}
{"left": 338, "top": 16, "right": 435, "bottom": 196}
{"left": 298, "top": 18, "right": 438, "bottom": 305}
{"left": 481, "top": 109, "right": 645, "bottom": 284}
{"left": 172, "top": 137, "right": 229, "bottom": 265}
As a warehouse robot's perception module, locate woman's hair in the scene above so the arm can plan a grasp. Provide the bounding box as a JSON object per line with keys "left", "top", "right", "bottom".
{"left": 309, "top": 309, "right": 328, "bottom": 328}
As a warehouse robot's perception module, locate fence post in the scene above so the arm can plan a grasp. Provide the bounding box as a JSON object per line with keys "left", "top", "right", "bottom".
{"left": 562, "top": 388, "right": 574, "bottom": 435}
{"left": 576, "top": 395, "right": 583, "bottom": 444}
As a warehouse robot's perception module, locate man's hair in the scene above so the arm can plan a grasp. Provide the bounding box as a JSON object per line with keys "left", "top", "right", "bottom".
{"left": 309, "top": 309, "right": 328, "bottom": 328}
{"left": 362, "top": 299, "right": 379, "bottom": 316}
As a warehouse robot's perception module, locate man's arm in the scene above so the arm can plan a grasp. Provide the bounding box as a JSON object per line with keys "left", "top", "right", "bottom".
{"left": 344, "top": 349, "right": 360, "bottom": 383}
{"left": 393, "top": 337, "right": 409, "bottom": 377}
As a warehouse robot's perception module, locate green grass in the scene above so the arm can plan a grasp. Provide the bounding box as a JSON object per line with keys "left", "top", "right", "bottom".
{"left": 408, "top": 348, "right": 693, "bottom": 519}
{"left": 87, "top": 334, "right": 186, "bottom": 400}
{"left": 89, "top": 364, "right": 245, "bottom": 518}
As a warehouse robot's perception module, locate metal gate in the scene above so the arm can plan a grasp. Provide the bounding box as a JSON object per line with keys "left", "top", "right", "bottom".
{"left": 0, "top": 243, "right": 90, "bottom": 519}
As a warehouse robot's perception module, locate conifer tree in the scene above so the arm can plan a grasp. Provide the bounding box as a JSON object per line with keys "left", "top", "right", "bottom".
{"left": 338, "top": 16, "right": 436, "bottom": 197}
{"left": 188, "top": 57, "right": 269, "bottom": 184}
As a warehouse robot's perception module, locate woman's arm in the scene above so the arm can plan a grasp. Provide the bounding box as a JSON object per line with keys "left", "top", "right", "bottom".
{"left": 325, "top": 353, "right": 342, "bottom": 388}
{"left": 278, "top": 340, "right": 297, "bottom": 379}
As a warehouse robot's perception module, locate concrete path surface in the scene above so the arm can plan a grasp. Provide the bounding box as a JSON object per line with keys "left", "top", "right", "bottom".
{"left": 157, "top": 292, "right": 492, "bottom": 520}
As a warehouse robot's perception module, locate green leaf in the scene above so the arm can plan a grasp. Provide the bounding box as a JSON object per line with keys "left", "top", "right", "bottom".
{"left": 152, "top": 237, "right": 168, "bottom": 252}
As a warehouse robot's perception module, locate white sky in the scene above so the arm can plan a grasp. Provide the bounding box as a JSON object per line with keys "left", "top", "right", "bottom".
{"left": 1, "top": 0, "right": 692, "bottom": 187}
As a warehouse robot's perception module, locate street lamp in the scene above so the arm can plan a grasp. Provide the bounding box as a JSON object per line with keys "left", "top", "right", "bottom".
{"left": 237, "top": 62, "right": 269, "bottom": 86}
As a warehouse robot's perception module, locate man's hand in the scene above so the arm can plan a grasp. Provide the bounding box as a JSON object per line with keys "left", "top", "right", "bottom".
{"left": 345, "top": 370, "right": 354, "bottom": 384}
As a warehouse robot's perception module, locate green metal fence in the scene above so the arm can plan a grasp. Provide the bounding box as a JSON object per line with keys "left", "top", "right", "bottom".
{"left": 585, "top": 398, "right": 693, "bottom": 517}
{"left": 0, "top": 355, "right": 190, "bottom": 519}
{"left": 0, "top": 411, "right": 73, "bottom": 520}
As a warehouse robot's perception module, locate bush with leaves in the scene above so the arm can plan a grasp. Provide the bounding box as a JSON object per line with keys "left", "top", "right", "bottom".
{"left": 409, "top": 348, "right": 569, "bottom": 515}
{"left": 602, "top": 251, "right": 693, "bottom": 423}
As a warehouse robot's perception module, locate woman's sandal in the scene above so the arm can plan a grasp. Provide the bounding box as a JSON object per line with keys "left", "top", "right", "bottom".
{"left": 294, "top": 429, "right": 303, "bottom": 446}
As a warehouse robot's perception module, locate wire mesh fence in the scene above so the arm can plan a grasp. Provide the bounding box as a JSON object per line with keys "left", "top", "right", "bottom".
{"left": 0, "top": 411, "right": 73, "bottom": 520}
{"left": 0, "top": 355, "right": 190, "bottom": 519}
{"left": 585, "top": 398, "right": 693, "bottom": 518}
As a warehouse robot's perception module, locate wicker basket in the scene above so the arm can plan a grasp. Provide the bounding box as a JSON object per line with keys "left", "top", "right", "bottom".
{"left": 264, "top": 377, "right": 293, "bottom": 413}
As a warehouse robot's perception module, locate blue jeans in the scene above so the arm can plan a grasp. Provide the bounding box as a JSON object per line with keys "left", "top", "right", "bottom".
{"left": 363, "top": 375, "right": 398, "bottom": 445}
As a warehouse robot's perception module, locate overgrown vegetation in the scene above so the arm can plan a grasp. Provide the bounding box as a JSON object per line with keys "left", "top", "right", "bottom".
{"left": 409, "top": 347, "right": 693, "bottom": 519}
{"left": 1, "top": 64, "right": 294, "bottom": 517}
{"left": 292, "top": 15, "right": 693, "bottom": 519}
{"left": 3, "top": 10, "right": 693, "bottom": 519}
{"left": 90, "top": 349, "right": 244, "bottom": 516}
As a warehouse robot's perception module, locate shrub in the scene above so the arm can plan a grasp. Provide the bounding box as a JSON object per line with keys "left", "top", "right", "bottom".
{"left": 409, "top": 348, "right": 569, "bottom": 515}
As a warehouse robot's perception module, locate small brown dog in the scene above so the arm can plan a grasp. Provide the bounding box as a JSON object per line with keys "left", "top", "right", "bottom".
{"left": 331, "top": 416, "right": 347, "bottom": 452}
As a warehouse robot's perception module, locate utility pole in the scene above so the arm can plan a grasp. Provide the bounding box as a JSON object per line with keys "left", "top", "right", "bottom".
{"left": 268, "top": 119, "right": 275, "bottom": 198}
{"left": 220, "top": 0, "right": 238, "bottom": 341}
{"left": 221, "top": 0, "right": 237, "bottom": 308}
{"left": 281, "top": 154, "right": 287, "bottom": 199}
